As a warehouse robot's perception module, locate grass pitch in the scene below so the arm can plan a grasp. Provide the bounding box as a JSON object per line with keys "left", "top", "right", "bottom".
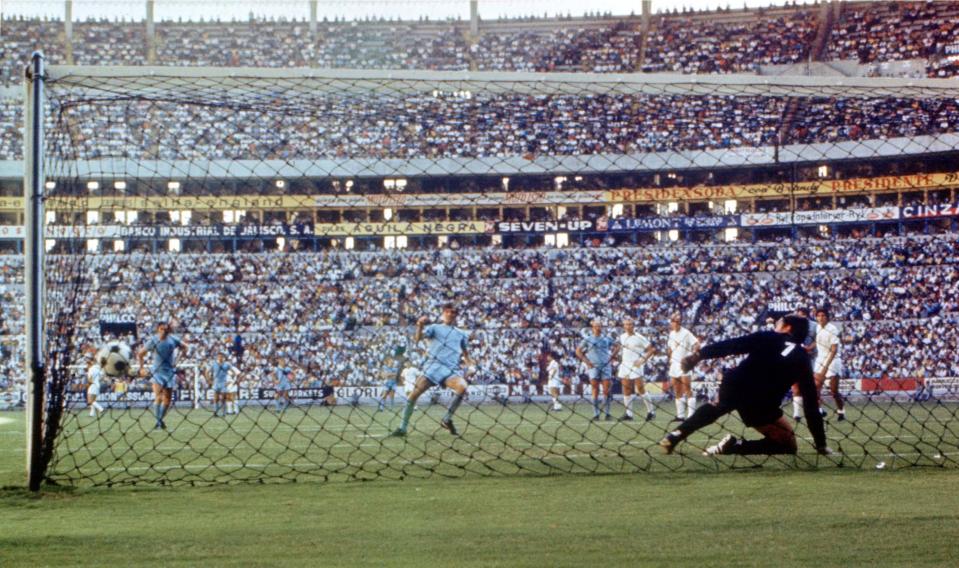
{"left": 1, "top": 404, "right": 958, "bottom": 566}
{"left": 40, "top": 398, "right": 959, "bottom": 486}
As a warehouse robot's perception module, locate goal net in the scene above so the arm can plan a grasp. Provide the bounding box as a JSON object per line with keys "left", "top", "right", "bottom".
{"left": 25, "top": 61, "right": 959, "bottom": 487}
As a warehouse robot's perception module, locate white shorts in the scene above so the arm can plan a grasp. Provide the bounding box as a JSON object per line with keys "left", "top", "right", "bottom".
{"left": 617, "top": 364, "right": 644, "bottom": 380}
{"left": 816, "top": 359, "right": 844, "bottom": 378}
{"left": 87, "top": 383, "right": 100, "bottom": 397}
{"left": 547, "top": 378, "right": 564, "bottom": 390}
{"left": 668, "top": 362, "right": 689, "bottom": 380}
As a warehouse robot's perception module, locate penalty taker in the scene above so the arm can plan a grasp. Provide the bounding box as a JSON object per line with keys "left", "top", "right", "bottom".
{"left": 660, "top": 315, "right": 832, "bottom": 457}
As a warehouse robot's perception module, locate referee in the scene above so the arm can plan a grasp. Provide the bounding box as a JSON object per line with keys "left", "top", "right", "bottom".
{"left": 659, "top": 315, "right": 831, "bottom": 456}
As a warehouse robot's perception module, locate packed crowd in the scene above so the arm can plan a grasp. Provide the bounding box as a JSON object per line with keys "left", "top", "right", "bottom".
{"left": 3, "top": 89, "right": 958, "bottom": 162}
{"left": 470, "top": 23, "right": 642, "bottom": 72}
{"left": 642, "top": 10, "right": 818, "bottom": 74}
{"left": 1, "top": 234, "right": 957, "bottom": 399}
{"left": 4, "top": 3, "right": 959, "bottom": 87}
{"left": 826, "top": 1, "right": 959, "bottom": 75}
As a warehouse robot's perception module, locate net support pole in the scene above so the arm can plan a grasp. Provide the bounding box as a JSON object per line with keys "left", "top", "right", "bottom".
{"left": 24, "top": 52, "right": 46, "bottom": 492}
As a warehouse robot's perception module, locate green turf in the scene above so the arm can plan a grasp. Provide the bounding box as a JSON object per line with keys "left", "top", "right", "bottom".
{"left": 2, "top": 410, "right": 959, "bottom": 566}
{"left": 29, "top": 398, "right": 959, "bottom": 486}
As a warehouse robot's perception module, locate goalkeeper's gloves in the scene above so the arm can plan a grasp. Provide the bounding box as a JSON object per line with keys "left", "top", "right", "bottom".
{"left": 680, "top": 351, "right": 702, "bottom": 373}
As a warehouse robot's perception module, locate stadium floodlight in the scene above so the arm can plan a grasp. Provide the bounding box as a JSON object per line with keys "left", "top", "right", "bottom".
{"left": 114, "top": 180, "right": 127, "bottom": 190}
{"left": 44, "top": 181, "right": 56, "bottom": 190}
{"left": 86, "top": 181, "right": 99, "bottom": 190}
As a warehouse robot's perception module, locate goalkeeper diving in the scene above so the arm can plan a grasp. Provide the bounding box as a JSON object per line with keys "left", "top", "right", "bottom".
{"left": 659, "top": 315, "right": 832, "bottom": 457}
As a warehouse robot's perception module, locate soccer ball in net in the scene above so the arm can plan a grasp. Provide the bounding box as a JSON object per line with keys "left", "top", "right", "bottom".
{"left": 97, "top": 341, "right": 132, "bottom": 377}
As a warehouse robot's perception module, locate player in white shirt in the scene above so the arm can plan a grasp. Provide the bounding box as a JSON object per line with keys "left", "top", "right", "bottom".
{"left": 86, "top": 358, "right": 105, "bottom": 418}
{"left": 666, "top": 313, "right": 700, "bottom": 421}
{"left": 222, "top": 357, "right": 243, "bottom": 415}
{"left": 617, "top": 319, "right": 657, "bottom": 421}
{"left": 546, "top": 352, "right": 567, "bottom": 411}
{"left": 814, "top": 308, "right": 846, "bottom": 420}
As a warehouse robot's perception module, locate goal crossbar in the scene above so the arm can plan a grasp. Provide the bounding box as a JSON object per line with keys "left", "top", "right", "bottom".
{"left": 44, "top": 65, "right": 959, "bottom": 99}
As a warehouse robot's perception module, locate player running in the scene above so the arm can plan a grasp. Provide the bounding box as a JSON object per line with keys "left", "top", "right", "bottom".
{"left": 659, "top": 315, "right": 831, "bottom": 457}
{"left": 391, "top": 304, "right": 472, "bottom": 437}
{"left": 618, "top": 319, "right": 656, "bottom": 421}
{"left": 137, "top": 321, "right": 187, "bottom": 430}
{"left": 208, "top": 352, "right": 240, "bottom": 417}
{"left": 576, "top": 319, "right": 618, "bottom": 422}
{"left": 814, "top": 308, "right": 846, "bottom": 421}
{"left": 666, "top": 314, "right": 700, "bottom": 421}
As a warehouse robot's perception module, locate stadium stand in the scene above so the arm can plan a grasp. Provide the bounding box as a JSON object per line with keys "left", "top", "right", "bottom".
{"left": 2, "top": 92, "right": 959, "bottom": 161}
{"left": 642, "top": 8, "right": 818, "bottom": 73}
{"left": 1, "top": 231, "right": 957, "bottom": 399}
{"left": 2, "top": 2, "right": 958, "bottom": 435}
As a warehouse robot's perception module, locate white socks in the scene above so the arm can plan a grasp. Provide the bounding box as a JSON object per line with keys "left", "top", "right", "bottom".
{"left": 687, "top": 396, "right": 696, "bottom": 415}
{"left": 793, "top": 396, "right": 803, "bottom": 418}
{"left": 642, "top": 393, "right": 654, "bottom": 413}
{"left": 624, "top": 394, "right": 634, "bottom": 416}
{"left": 675, "top": 397, "right": 687, "bottom": 420}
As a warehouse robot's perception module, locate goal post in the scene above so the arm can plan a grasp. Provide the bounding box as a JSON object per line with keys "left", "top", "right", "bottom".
{"left": 22, "top": 63, "right": 959, "bottom": 488}
{"left": 24, "top": 52, "right": 46, "bottom": 492}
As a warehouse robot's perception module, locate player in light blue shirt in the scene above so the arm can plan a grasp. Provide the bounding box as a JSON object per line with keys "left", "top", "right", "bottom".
{"left": 391, "top": 304, "right": 472, "bottom": 437}
{"left": 209, "top": 353, "right": 238, "bottom": 417}
{"left": 576, "top": 319, "right": 619, "bottom": 421}
{"left": 273, "top": 361, "right": 294, "bottom": 413}
{"left": 137, "top": 321, "right": 188, "bottom": 430}
{"left": 378, "top": 346, "right": 406, "bottom": 411}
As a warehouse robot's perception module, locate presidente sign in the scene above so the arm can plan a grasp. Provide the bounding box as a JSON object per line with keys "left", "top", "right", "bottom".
{"left": 606, "top": 172, "right": 959, "bottom": 203}
{"left": 3, "top": 171, "right": 956, "bottom": 213}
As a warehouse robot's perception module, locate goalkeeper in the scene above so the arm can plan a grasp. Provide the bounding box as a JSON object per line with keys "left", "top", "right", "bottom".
{"left": 659, "top": 315, "right": 831, "bottom": 457}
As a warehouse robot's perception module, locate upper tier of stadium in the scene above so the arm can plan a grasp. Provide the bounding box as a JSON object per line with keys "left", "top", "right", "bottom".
{"left": 2, "top": 1, "right": 957, "bottom": 81}
{"left": 2, "top": 1, "right": 957, "bottom": 166}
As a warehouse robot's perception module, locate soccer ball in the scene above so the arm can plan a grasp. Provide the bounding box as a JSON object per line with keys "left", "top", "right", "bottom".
{"left": 97, "top": 341, "right": 132, "bottom": 377}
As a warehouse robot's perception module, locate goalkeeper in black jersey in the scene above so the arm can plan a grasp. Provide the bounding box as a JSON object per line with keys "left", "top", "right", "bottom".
{"left": 659, "top": 315, "right": 831, "bottom": 456}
